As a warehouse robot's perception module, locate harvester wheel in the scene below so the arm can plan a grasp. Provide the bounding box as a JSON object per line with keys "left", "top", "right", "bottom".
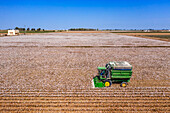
{"left": 104, "top": 80, "right": 112, "bottom": 87}
{"left": 121, "top": 82, "right": 127, "bottom": 87}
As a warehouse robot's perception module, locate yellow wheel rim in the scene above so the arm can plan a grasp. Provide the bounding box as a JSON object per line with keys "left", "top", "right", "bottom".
{"left": 105, "top": 82, "right": 110, "bottom": 87}
{"left": 122, "top": 83, "right": 126, "bottom": 87}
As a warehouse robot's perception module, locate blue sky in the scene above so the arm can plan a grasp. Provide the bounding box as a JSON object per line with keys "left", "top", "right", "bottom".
{"left": 0, "top": 0, "right": 170, "bottom": 30}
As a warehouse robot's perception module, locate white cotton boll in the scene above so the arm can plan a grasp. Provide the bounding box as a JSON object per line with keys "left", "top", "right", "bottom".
{"left": 0, "top": 33, "right": 169, "bottom": 92}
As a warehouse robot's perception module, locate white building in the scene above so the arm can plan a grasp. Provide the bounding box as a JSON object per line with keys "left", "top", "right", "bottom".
{"left": 144, "top": 30, "right": 151, "bottom": 32}
{"left": 8, "top": 30, "right": 19, "bottom": 36}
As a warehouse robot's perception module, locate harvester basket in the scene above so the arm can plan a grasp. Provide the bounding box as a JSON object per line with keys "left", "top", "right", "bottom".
{"left": 92, "top": 76, "right": 104, "bottom": 88}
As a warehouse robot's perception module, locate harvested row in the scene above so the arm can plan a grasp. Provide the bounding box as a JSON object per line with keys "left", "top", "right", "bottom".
{"left": 1, "top": 87, "right": 169, "bottom": 92}
{"left": 1, "top": 88, "right": 169, "bottom": 97}
{"left": 1, "top": 96, "right": 169, "bottom": 101}
{"left": 0, "top": 99, "right": 169, "bottom": 111}
{"left": 0, "top": 88, "right": 169, "bottom": 112}
{"left": 0, "top": 45, "right": 170, "bottom": 48}
{"left": 0, "top": 92, "right": 169, "bottom": 97}
{"left": 0, "top": 100, "right": 169, "bottom": 111}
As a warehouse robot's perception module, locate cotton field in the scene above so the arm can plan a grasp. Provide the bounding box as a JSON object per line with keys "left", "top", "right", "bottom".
{"left": 0, "top": 33, "right": 169, "bottom": 112}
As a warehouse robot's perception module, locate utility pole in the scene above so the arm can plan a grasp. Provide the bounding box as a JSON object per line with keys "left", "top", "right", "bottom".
{"left": 24, "top": 25, "right": 26, "bottom": 35}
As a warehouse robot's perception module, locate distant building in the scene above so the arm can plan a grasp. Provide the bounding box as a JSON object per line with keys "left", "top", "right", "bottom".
{"left": 8, "top": 30, "right": 19, "bottom": 36}
{"left": 144, "top": 30, "right": 151, "bottom": 32}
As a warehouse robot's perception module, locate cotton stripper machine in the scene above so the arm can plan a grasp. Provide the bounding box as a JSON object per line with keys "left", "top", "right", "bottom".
{"left": 92, "top": 61, "right": 132, "bottom": 88}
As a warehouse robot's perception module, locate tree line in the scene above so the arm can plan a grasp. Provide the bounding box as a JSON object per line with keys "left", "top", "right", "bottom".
{"left": 15, "top": 27, "right": 44, "bottom": 31}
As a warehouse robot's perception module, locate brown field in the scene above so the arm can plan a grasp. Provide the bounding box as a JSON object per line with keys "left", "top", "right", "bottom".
{"left": 115, "top": 33, "right": 170, "bottom": 41}
{"left": 0, "top": 33, "right": 170, "bottom": 112}
{"left": 115, "top": 33, "right": 170, "bottom": 35}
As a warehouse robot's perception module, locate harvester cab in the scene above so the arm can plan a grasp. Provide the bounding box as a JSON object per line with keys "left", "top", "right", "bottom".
{"left": 93, "top": 61, "right": 132, "bottom": 88}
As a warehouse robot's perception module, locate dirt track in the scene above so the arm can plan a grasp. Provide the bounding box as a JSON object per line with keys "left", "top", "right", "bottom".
{"left": 0, "top": 33, "right": 169, "bottom": 112}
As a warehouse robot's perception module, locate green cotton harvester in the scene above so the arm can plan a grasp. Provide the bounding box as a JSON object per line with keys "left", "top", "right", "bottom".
{"left": 92, "top": 61, "right": 133, "bottom": 88}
